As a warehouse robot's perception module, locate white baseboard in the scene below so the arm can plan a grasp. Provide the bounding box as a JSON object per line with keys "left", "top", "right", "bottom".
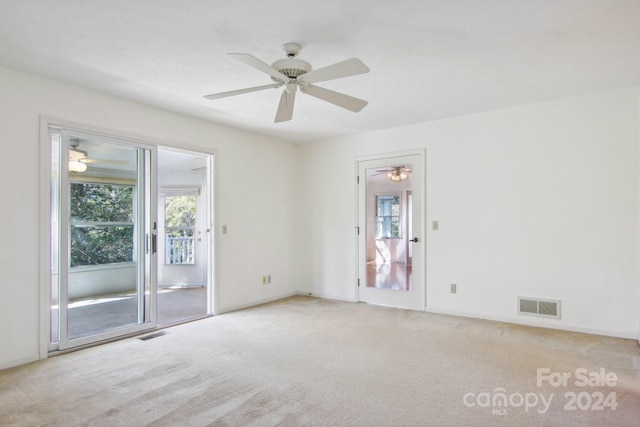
{"left": 291, "top": 294, "right": 638, "bottom": 340}
{"left": 0, "top": 354, "right": 39, "bottom": 371}
{"left": 218, "top": 291, "right": 299, "bottom": 314}
{"left": 425, "top": 306, "right": 638, "bottom": 340}
{"left": 290, "top": 293, "right": 639, "bottom": 340}
{"left": 297, "top": 290, "right": 358, "bottom": 303}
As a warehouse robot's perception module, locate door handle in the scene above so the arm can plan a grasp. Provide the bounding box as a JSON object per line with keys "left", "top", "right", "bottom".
{"left": 410, "top": 237, "right": 419, "bottom": 243}
{"left": 151, "top": 234, "right": 157, "bottom": 254}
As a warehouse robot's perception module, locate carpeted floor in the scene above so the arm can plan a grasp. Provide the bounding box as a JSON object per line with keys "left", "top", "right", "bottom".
{"left": 1, "top": 295, "right": 639, "bottom": 426}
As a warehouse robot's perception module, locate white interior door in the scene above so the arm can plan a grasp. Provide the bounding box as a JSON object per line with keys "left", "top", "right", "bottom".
{"left": 357, "top": 152, "right": 425, "bottom": 310}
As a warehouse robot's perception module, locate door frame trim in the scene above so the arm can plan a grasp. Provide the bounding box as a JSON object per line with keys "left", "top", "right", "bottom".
{"left": 354, "top": 148, "right": 427, "bottom": 310}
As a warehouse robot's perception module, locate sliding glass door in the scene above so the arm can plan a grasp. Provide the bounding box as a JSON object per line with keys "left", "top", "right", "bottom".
{"left": 50, "top": 129, "right": 157, "bottom": 350}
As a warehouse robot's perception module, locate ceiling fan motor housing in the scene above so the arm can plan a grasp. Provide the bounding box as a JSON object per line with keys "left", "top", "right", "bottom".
{"left": 271, "top": 57, "right": 312, "bottom": 80}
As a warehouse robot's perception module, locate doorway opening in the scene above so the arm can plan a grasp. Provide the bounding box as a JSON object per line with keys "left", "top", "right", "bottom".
{"left": 157, "top": 147, "right": 212, "bottom": 326}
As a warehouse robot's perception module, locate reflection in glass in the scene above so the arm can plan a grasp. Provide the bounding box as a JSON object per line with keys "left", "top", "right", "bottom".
{"left": 376, "top": 195, "right": 401, "bottom": 238}
{"left": 366, "top": 166, "right": 413, "bottom": 291}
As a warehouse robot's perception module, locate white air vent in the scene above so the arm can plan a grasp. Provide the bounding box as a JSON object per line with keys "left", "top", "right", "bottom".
{"left": 518, "top": 297, "right": 561, "bottom": 319}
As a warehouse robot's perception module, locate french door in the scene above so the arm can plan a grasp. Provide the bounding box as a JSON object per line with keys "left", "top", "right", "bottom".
{"left": 357, "top": 152, "right": 425, "bottom": 310}
{"left": 50, "top": 128, "right": 157, "bottom": 350}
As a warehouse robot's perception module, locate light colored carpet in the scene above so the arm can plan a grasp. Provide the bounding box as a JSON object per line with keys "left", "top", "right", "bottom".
{"left": 1, "top": 295, "right": 639, "bottom": 426}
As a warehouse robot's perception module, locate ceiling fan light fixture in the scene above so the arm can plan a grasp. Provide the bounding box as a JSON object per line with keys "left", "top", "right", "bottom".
{"left": 69, "top": 160, "right": 87, "bottom": 173}
{"left": 387, "top": 168, "right": 408, "bottom": 182}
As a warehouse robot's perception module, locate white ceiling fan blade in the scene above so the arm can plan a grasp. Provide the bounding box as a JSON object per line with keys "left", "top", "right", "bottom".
{"left": 204, "top": 83, "right": 282, "bottom": 100}
{"left": 275, "top": 89, "right": 296, "bottom": 123}
{"left": 228, "top": 53, "right": 290, "bottom": 82}
{"left": 297, "top": 58, "right": 369, "bottom": 84}
{"left": 300, "top": 85, "right": 368, "bottom": 112}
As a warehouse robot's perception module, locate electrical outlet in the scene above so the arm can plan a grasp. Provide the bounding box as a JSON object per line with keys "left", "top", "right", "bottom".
{"left": 262, "top": 276, "right": 267, "bottom": 285}
{"left": 450, "top": 283, "right": 457, "bottom": 294}
{"left": 267, "top": 275, "right": 271, "bottom": 284}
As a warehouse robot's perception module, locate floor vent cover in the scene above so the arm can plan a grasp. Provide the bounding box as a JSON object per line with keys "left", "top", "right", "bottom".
{"left": 138, "top": 331, "right": 168, "bottom": 341}
{"left": 518, "top": 297, "right": 561, "bottom": 319}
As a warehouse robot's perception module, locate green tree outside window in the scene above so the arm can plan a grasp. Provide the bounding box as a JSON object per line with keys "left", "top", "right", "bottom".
{"left": 69, "top": 183, "right": 135, "bottom": 267}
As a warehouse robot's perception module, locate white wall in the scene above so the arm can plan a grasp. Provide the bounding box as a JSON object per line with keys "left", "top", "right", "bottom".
{"left": 296, "top": 88, "right": 640, "bottom": 339}
{"left": 67, "top": 265, "right": 136, "bottom": 299}
{"left": 0, "top": 66, "right": 297, "bottom": 369}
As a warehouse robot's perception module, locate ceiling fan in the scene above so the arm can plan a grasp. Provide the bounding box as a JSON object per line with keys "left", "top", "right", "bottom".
{"left": 204, "top": 43, "right": 370, "bottom": 123}
{"left": 68, "top": 139, "right": 128, "bottom": 173}
{"left": 372, "top": 166, "right": 412, "bottom": 182}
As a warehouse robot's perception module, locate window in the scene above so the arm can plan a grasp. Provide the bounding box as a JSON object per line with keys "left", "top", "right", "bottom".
{"left": 69, "top": 182, "right": 135, "bottom": 267}
{"left": 376, "top": 194, "right": 401, "bottom": 238}
{"left": 164, "top": 195, "right": 196, "bottom": 264}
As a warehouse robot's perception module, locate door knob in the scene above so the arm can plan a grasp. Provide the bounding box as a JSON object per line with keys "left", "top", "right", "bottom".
{"left": 410, "top": 237, "right": 419, "bottom": 243}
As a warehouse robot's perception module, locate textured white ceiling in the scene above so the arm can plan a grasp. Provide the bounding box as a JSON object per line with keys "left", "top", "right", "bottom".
{"left": 1, "top": 0, "right": 640, "bottom": 143}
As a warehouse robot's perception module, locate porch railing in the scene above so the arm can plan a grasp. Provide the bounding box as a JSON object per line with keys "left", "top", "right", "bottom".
{"left": 166, "top": 236, "right": 195, "bottom": 264}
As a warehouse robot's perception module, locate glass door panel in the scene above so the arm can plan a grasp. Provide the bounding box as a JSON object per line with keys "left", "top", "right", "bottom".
{"left": 358, "top": 153, "right": 425, "bottom": 310}
{"left": 53, "top": 130, "right": 156, "bottom": 349}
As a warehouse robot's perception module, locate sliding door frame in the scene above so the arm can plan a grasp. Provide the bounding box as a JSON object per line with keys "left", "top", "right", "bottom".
{"left": 39, "top": 117, "right": 218, "bottom": 359}
{"left": 52, "top": 127, "right": 158, "bottom": 350}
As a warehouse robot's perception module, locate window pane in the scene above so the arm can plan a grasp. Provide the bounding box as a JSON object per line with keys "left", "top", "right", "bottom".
{"left": 70, "top": 183, "right": 133, "bottom": 222}
{"left": 166, "top": 229, "right": 194, "bottom": 239}
{"left": 165, "top": 195, "right": 196, "bottom": 228}
{"left": 375, "top": 195, "right": 401, "bottom": 238}
{"left": 69, "top": 183, "right": 135, "bottom": 267}
{"left": 70, "top": 225, "right": 134, "bottom": 267}
{"left": 164, "top": 195, "right": 196, "bottom": 265}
